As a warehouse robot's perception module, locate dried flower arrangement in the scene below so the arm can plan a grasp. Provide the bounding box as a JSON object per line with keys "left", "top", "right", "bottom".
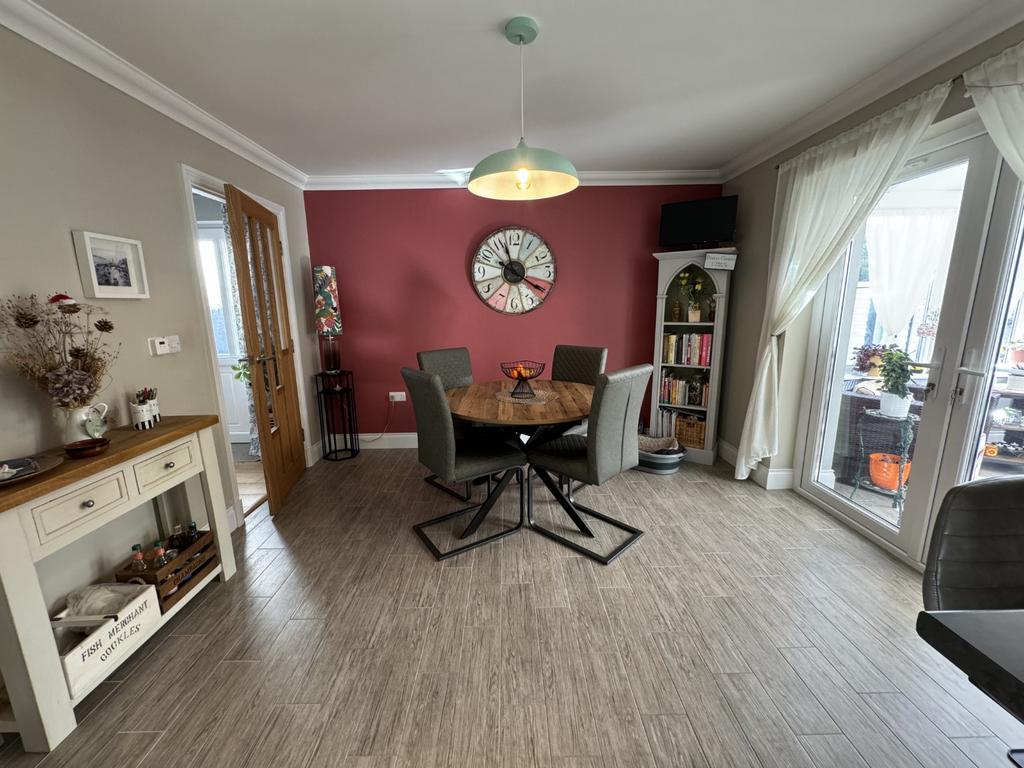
{"left": 0, "top": 293, "right": 120, "bottom": 408}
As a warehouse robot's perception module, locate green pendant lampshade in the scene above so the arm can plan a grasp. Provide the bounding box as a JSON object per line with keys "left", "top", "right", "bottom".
{"left": 469, "top": 139, "right": 579, "bottom": 201}
{"left": 468, "top": 17, "right": 579, "bottom": 202}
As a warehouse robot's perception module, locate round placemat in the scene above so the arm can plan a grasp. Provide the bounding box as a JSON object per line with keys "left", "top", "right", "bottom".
{"left": 495, "top": 390, "right": 560, "bottom": 406}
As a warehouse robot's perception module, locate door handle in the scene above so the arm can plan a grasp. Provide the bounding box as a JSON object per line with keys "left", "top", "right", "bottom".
{"left": 956, "top": 367, "right": 987, "bottom": 377}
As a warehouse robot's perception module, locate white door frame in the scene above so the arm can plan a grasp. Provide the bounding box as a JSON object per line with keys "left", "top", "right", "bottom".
{"left": 794, "top": 125, "right": 1001, "bottom": 563}
{"left": 178, "top": 164, "right": 316, "bottom": 525}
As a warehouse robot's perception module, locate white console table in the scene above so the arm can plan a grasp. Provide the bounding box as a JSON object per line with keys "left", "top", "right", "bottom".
{"left": 0, "top": 415, "right": 237, "bottom": 752}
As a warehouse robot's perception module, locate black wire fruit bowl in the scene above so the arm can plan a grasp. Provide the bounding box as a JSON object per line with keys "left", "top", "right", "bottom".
{"left": 500, "top": 360, "right": 545, "bottom": 399}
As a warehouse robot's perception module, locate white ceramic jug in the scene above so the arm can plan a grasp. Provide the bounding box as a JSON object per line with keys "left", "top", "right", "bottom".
{"left": 62, "top": 402, "right": 109, "bottom": 444}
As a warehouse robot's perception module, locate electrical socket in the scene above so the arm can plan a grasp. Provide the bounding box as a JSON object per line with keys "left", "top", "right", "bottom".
{"left": 389, "top": 391, "right": 407, "bottom": 402}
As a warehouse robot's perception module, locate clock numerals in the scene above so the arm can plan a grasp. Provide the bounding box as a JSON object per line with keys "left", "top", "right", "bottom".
{"left": 526, "top": 264, "right": 554, "bottom": 281}
{"left": 506, "top": 284, "right": 523, "bottom": 314}
{"left": 474, "top": 263, "right": 502, "bottom": 281}
{"left": 477, "top": 247, "right": 501, "bottom": 267}
{"left": 478, "top": 280, "right": 495, "bottom": 297}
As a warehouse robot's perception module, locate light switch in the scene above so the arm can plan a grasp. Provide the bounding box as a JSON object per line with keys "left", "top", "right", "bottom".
{"left": 166, "top": 335, "right": 182, "bottom": 353}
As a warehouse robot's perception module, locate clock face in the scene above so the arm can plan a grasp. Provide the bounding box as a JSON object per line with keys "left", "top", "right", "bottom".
{"left": 471, "top": 226, "right": 555, "bottom": 314}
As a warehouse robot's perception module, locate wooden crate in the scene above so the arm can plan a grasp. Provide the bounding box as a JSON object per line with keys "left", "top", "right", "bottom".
{"left": 675, "top": 415, "right": 706, "bottom": 450}
{"left": 115, "top": 531, "right": 219, "bottom": 614}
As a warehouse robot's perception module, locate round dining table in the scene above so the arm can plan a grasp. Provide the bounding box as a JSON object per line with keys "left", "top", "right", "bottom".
{"left": 425, "top": 378, "right": 640, "bottom": 565}
{"left": 446, "top": 379, "right": 594, "bottom": 428}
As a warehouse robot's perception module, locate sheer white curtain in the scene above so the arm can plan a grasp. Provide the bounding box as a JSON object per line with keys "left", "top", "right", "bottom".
{"left": 734, "top": 83, "right": 951, "bottom": 480}
{"left": 965, "top": 40, "right": 1024, "bottom": 182}
{"left": 865, "top": 208, "right": 957, "bottom": 340}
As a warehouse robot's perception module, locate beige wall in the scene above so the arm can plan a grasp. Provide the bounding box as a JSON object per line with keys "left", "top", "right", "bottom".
{"left": 0, "top": 27, "right": 320, "bottom": 511}
{"left": 719, "top": 22, "right": 1024, "bottom": 472}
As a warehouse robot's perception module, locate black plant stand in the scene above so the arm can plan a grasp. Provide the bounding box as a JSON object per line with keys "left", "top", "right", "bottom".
{"left": 315, "top": 370, "right": 359, "bottom": 461}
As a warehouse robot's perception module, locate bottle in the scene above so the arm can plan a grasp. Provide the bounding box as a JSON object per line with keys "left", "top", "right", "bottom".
{"left": 152, "top": 546, "right": 169, "bottom": 568}
{"left": 168, "top": 524, "right": 185, "bottom": 549}
{"left": 128, "top": 544, "right": 147, "bottom": 572}
{"left": 186, "top": 521, "right": 200, "bottom": 546}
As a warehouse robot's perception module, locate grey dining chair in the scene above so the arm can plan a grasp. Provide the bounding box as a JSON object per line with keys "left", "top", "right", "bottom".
{"left": 551, "top": 344, "right": 608, "bottom": 387}
{"left": 417, "top": 347, "right": 475, "bottom": 501}
{"left": 526, "top": 363, "right": 652, "bottom": 564}
{"left": 551, "top": 345, "right": 608, "bottom": 494}
{"left": 402, "top": 367, "right": 526, "bottom": 561}
{"left": 923, "top": 476, "right": 1024, "bottom": 610}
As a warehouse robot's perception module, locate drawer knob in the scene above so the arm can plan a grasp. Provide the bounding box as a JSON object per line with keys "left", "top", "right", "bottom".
{"left": 164, "top": 461, "right": 176, "bottom": 469}
{"left": 81, "top": 499, "right": 95, "bottom": 509}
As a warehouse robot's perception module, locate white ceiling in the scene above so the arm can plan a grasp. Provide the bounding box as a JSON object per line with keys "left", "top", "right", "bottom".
{"left": 22, "top": 0, "right": 1020, "bottom": 180}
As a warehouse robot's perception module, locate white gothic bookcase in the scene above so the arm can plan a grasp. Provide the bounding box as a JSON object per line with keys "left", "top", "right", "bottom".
{"left": 649, "top": 248, "right": 733, "bottom": 464}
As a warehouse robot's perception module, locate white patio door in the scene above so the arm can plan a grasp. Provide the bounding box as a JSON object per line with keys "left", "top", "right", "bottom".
{"left": 914, "top": 160, "right": 1023, "bottom": 562}
{"left": 799, "top": 132, "right": 1005, "bottom": 557}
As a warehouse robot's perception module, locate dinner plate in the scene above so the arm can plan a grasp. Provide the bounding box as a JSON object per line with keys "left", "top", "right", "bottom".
{"left": 0, "top": 454, "right": 64, "bottom": 487}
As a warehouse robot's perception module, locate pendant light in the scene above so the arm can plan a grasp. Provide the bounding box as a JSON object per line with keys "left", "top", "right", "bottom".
{"left": 468, "top": 17, "right": 579, "bottom": 201}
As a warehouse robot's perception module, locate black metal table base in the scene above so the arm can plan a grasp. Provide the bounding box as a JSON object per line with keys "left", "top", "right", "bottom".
{"left": 412, "top": 462, "right": 643, "bottom": 565}
{"left": 413, "top": 469, "right": 524, "bottom": 560}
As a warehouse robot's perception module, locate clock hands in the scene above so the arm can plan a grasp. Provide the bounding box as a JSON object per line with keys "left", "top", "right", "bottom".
{"left": 523, "top": 277, "right": 548, "bottom": 295}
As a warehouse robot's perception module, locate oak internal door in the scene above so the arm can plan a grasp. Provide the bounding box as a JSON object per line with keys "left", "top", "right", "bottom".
{"left": 224, "top": 185, "right": 305, "bottom": 514}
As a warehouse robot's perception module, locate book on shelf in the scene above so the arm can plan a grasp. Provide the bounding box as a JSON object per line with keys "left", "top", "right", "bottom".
{"left": 659, "top": 373, "right": 709, "bottom": 407}
{"left": 662, "top": 332, "right": 713, "bottom": 366}
{"left": 658, "top": 407, "right": 707, "bottom": 443}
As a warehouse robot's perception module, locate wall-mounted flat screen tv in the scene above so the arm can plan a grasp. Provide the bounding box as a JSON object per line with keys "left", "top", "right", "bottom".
{"left": 659, "top": 195, "right": 738, "bottom": 249}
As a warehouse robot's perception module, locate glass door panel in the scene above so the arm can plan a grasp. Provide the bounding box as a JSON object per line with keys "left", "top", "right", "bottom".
{"left": 917, "top": 164, "right": 1024, "bottom": 561}
{"left": 801, "top": 134, "right": 1002, "bottom": 553}
{"left": 811, "top": 162, "right": 967, "bottom": 529}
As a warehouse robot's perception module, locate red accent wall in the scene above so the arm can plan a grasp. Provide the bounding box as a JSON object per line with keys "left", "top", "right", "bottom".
{"left": 303, "top": 185, "right": 721, "bottom": 433}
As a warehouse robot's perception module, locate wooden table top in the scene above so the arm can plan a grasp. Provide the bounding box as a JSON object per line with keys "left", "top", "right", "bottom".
{"left": 0, "top": 415, "right": 218, "bottom": 513}
{"left": 447, "top": 380, "right": 594, "bottom": 426}
{"left": 917, "top": 609, "right": 1024, "bottom": 723}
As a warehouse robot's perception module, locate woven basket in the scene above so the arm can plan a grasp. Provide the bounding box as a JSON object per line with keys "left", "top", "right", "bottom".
{"left": 675, "top": 415, "right": 706, "bottom": 449}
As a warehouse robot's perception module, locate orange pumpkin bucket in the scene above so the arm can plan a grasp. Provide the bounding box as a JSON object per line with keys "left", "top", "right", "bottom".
{"left": 868, "top": 453, "right": 911, "bottom": 491}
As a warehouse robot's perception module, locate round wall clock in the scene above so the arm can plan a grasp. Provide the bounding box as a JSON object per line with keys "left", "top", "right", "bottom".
{"left": 471, "top": 226, "right": 555, "bottom": 314}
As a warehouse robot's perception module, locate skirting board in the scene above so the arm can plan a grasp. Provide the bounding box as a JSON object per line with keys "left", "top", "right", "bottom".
{"left": 305, "top": 441, "right": 321, "bottom": 467}
{"left": 717, "top": 440, "right": 794, "bottom": 491}
{"left": 343, "top": 432, "right": 418, "bottom": 450}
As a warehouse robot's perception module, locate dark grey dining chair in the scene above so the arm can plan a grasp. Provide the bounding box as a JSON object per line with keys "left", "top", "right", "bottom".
{"left": 923, "top": 476, "right": 1024, "bottom": 610}
{"left": 526, "top": 364, "right": 652, "bottom": 565}
{"left": 417, "top": 347, "right": 475, "bottom": 501}
{"left": 402, "top": 367, "right": 526, "bottom": 561}
{"left": 551, "top": 345, "right": 607, "bottom": 493}
{"left": 551, "top": 344, "right": 608, "bottom": 387}
{"left": 417, "top": 347, "right": 473, "bottom": 390}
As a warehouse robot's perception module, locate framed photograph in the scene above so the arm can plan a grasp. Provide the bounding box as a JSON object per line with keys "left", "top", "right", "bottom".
{"left": 72, "top": 231, "right": 150, "bottom": 299}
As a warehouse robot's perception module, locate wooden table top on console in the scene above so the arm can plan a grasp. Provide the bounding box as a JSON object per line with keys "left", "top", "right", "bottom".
{"left": 0, "top": 415, "right": 218, "bottom": 513}
{"left": 447, "top": 380, "right": 593, "bottom": 426}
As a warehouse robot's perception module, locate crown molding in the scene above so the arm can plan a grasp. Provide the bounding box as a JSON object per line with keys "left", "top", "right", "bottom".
{"left": 304, "top": 169, "right": 721, "bottom": 191}
{"left": 0, "top": 0, "right": 309, "bottom": 189}
{"left": 720, "top": 0, "right": 1024, "bottom": 182}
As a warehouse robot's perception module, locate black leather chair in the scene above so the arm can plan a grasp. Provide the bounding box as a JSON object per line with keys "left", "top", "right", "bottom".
{"left": 923, "top": 476, "right": 1024, "bottom": 610}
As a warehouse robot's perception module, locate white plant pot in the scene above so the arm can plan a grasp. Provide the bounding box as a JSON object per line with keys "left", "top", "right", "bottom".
{"left": 687, "top": 309, "right": 702, "bottom": 322}
{"left": 879, "top": 391, "right": 913, "bottom": 419}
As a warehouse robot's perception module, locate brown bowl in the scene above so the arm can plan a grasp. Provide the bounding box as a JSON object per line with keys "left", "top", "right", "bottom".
{"left": 64, "top": 438, "right": 110, "bottom": 459}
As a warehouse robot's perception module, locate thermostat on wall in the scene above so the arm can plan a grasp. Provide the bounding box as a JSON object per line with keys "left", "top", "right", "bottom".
{"left": 148, "top": 335, "right": 182, "bottom": 356}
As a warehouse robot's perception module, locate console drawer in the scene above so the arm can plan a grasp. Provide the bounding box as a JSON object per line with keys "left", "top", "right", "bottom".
{"left": 133, "top": 438, "right": 198, "bottom": 493}
{"left": 31, "top": 471, "right": 130, "bottom": 544}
